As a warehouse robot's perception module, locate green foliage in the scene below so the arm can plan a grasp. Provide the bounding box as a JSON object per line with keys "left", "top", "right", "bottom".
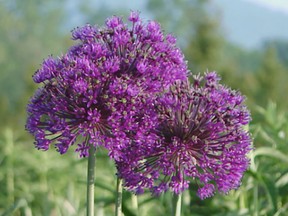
{"left": 252, "top": 47, "right": 288, "bottom": 109}
{"left": 147, "top": 0, "right": 224, "bottom": 73}
{"left": 248, "top": 102, "right": 288, "bottom": 216}
{"left": 0, "top": 0, "right": 69, "bottom": 130}
{"left": 0, "top": 128, "right": 119, "bottom": 215}
{"left": 263, "top": 40, "right": 288, "bottom": 68}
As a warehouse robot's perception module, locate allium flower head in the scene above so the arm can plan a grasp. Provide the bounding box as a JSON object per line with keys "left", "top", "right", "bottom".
{"left": 26, "top": 11, "right": 188, "bottom": 157}
{"left": 116, "top": 72, "right": 252, "bottom": 199}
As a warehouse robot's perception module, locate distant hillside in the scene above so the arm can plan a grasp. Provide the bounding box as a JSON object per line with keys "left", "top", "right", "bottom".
{"left": 213, "top": 0, "right": 288, "bottom": 49}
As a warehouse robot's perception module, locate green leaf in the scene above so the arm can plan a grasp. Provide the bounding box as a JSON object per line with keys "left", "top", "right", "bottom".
{"left": 246, "top": 170, "right": 279, "bottom": 214}
{"left": 260, "top": 175, "right": 278, "bottom": 214}
{"left": 95, "top": 181, "right": 115, "bottom": 194}
{"left": 276, "top": 172, "right": 288, "bottom": 188}
{"left": 122, "top": 203, "right": 137, "bottom": 216}
{"left": 138, "top": 196, "right": 157, "bottom": 206}
{"left": 1, "top": 199, "right": 27, "bottom": 216}
{"left": 94, "top": 197, "right": 115, "bottom": 207}
{"left": 253, "top": 147, "right": 288, "bottom": 163}
{"left": 259, "top": 129, "right": 277, "bottom": 146}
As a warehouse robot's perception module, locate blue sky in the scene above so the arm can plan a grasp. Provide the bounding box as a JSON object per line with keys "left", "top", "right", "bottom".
{"left": 245, "top": 0, "right": 288, "bottom": 14}
{"left": 213, "top": 0, "right": 288, "bottom": 49}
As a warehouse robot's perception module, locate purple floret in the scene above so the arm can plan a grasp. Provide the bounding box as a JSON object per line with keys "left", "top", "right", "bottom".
{"left": 26, "top": 11, "right": 188, "bottom": 156}
{"left": 115, "top": 72, "right": 252, "bottom": 199}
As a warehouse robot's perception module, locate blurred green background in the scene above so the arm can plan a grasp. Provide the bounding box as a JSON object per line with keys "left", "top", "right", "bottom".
{"left": 1, "top": 0, "right": 288, "bottom": 215}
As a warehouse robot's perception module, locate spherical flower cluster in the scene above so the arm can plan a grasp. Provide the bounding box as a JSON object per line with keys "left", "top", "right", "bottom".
{"left": 26, "top": 11, "right": 188, "bottom": 157}
{"left": 115, "top": 72, "right": 252, "bottom": 199}
{"left": 26, "top": 11, "right": 252, "bottom": 200}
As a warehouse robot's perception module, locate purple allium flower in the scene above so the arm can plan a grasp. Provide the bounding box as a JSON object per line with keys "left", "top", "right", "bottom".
{"left": 115, "top": 72, "right": 252, "bottom": 199}
{"left": 26, "top": 11, "right": 188, "bottom": 156}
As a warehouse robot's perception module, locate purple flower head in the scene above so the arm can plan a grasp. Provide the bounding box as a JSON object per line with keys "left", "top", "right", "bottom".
{"left": 115, "top": 72, "right": 252, "bottom": 199}
{"left": 26, "top": 11, "right": 188, "bottom": 157}
{"left": 128, "top": 11, "right": 140, "bottom": 23}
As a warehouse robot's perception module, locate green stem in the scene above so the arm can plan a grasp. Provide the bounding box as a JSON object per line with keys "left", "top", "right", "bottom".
{"left": 131, "top": 193, "right": 138, "bottom": 215}
{"left": 87, "top": 144, "right": 96, "bottom": 216}
{"left": 115, "top": 177, "right": 123, "bottom": 216}
{"left": 253, "top": 183, "right": 258, "bottom": 216}
{"left": 172, "top": 193, "right": 182, "bottom": 216}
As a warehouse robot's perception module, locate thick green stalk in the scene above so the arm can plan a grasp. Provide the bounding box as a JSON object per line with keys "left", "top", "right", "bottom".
{"left": 87, "top": 145, "right": 96, "bottom": 216}
{"left": 115, "top": 177, "right": 123, "bottom": 216}
{"left": 131, "top": 194, "right": 138, "bottom": 215}
{"left": 253, "top": 184, "right": 258, "bottom": 216}
{"left": 172, "top": 193, "right": 182, "bottom": 216}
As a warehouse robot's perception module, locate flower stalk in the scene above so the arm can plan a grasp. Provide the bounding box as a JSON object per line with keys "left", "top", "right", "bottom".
{"left": 87, "top": 144, "right": 96, "bottom": 216}
{"left": 172, "top": 193, "right": 182, "bottom": 216}
{"left": 131, "top": 194, "right": 138, "bottom": 215}
{"left": 115, "top": 177, "right": 123, "bottom": 216}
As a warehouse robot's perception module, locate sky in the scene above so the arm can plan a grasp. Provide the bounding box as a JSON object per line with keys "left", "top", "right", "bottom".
{"left": 213, "top": 0, "right": 288, "bottom": 49}
{"left": 245, "top": 0, "right": 288, "bottom": 14}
